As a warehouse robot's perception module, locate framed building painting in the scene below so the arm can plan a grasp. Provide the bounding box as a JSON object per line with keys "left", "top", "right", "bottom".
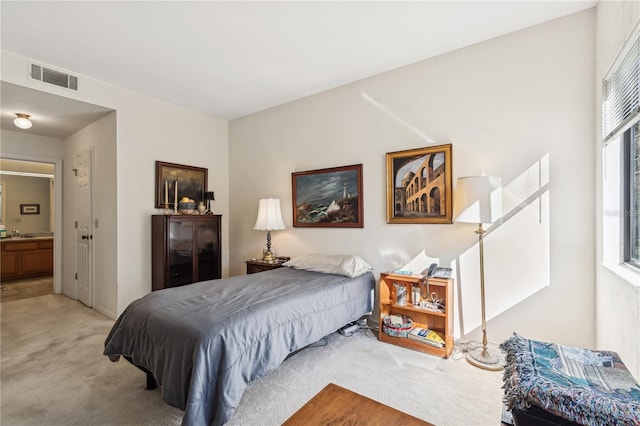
{"left": 155, "top": 161, "right": 208, "bottom": 209}
{"left": 386, "top": 144, "right": 453, "bottom": 224}
{"left": 292, "top": 164, "right": 363, "bottom": 228}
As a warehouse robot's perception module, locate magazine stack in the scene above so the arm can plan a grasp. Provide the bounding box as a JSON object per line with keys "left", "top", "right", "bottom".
{"left": 408, "top": 327, "right": 445, "bottom": 348}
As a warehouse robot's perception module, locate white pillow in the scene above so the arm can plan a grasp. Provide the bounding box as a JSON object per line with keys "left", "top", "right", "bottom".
{"left": 283, "top": 253, "right": 373, "bottom": 278}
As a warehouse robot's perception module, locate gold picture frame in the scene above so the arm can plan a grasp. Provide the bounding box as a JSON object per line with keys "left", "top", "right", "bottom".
{"left": 386, "top": 144, "right": 453, "bottom": 224}
{"left": 155, "top": 161, "right": 208, "bottom": 209}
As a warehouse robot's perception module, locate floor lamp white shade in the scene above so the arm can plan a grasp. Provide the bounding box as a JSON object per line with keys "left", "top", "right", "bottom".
{"left": 254, "top": 198, "right": 286, "bottom": 262}
{"left": 453, "top": 176, "right": 503, "bottom": 371}
{"left": 453, "top": 176, "right": 502, "bottom": 225}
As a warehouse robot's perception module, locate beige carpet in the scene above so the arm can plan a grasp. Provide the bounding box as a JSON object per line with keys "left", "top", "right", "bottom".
{"left": 1, "top": 276, "right": 53, "bottom": 302}
{"left": 1, "top": 294, "right": 504, "bottom": 425}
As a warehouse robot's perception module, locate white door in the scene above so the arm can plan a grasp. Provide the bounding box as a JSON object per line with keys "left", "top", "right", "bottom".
{"left": 75, "top": 150, "right": 93, "bottom": 307}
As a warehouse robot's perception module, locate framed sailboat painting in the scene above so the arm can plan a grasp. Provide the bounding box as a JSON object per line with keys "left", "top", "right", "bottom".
{"left": 292, "top": 164, "right": 363, "bottom": 228}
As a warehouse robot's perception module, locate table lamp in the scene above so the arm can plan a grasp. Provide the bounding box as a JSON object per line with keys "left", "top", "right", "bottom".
{"left": 254, "top": 198, "right": 286, "bottom": 262}
{"left": 204, "top": 191, "right": 215, "bottom": 215}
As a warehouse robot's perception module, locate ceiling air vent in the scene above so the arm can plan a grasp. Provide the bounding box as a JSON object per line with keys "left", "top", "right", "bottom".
{"left": 29, "top": 63, "right": 78, "bottom": 91}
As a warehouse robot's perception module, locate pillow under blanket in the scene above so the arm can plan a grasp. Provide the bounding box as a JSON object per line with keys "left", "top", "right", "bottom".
{"left": 500, "top": 333, "right": 640, "bottom": 426}
{"left": 283, "top": 253, "right": 372, "bottom": 278}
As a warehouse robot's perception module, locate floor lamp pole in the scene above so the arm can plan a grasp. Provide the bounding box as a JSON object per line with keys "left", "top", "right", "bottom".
{"left": 466, "top": 223, "right": 503, "bottom": 371}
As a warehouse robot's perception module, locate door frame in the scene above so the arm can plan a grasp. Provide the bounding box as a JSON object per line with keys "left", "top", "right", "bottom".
{"left": 1, "top": 153, "right": 62, "bottom": 294}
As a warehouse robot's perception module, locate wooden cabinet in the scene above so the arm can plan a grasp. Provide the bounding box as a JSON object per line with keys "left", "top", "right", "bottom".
{"left": 245, "top": 257, "right": 289, "bottom": 274}
{"left": 151, "top": 215, "right": 221, "bottom": 291}
{"left": 0, "top": 238, "right": 54, "bottom": 281}
{"left": 379, "top": 272, "right": 453, "bottom": 358}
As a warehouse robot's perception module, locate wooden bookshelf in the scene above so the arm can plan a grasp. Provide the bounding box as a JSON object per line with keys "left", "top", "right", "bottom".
{"left": 378, "top": 272, "right": 453, "bottom": 358}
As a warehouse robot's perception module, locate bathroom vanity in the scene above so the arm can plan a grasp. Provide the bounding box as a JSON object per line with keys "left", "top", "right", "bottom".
{"left": 0, "top": 237, "right": 53, "bottom": 281}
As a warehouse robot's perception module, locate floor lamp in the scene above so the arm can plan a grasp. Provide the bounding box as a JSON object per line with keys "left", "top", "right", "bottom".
{"left": 254, "top": 198, "right": 286, "bottom": 263}
{"left": 453, "top": 176, "right": 503, "bottom": 371}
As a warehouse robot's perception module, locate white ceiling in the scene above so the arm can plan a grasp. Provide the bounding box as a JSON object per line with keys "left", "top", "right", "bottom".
{"left": 1, "top": 1, "right": 595, "bottom": 138}
{"left": 1, "top": 82, "right": 114, "bottom": 139}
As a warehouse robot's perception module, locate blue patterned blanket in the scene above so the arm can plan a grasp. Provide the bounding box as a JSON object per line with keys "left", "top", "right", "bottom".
{"left": 500, "top": 333, "right": 640, "bottom": 425}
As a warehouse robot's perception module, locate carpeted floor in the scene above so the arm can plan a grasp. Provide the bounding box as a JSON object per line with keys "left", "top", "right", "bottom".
{"left": 1, "top": 294, "right": 504, "bottom": 425}
{"left": 1, "top": 276, "right": 53, "bottom": 302}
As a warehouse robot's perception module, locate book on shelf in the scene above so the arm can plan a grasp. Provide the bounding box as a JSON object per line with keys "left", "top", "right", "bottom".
{"left": 388, "top": 267, "right": 452, "bottom": 281}
{"left": 387, "top": 270, "right": 427, "bottom": 280}
{"left": 408, "top": 327, "right": 445, "bottom": 348}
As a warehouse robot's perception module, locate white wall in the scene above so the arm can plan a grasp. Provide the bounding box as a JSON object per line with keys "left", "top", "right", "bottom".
{"left": 1, "top": 129, "right": 65, "bottom": 158}
{"left": 595, "top": 0, "right": 640, "bottom": 379}
{"left": 111, "top": 93, "right": 229, "bottom": 315}
{"left": 230, "top": 10, "right": 596, "bottom": 348}
{"left": 1, "top": 51, "right": 230, "bottom": 317}
{"left": 63, "top": 112, "right": 118, "bottom": 316}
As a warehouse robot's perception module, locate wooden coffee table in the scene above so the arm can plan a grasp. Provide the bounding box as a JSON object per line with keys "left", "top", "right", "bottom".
{"left": 282, "top": 383, "right": 433, "bottom": 425}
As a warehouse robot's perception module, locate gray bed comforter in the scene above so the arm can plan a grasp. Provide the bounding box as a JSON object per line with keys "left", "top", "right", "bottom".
{"left": 104, "top": 267, "right": 374, "bottom": 426}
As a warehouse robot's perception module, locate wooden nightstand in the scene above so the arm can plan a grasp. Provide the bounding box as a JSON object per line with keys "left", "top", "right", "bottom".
{"left": 245, "top": 257, "right": 290, "bottom": 274}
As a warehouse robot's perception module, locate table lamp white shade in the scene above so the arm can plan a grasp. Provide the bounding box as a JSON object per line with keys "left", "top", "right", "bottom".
{"left": 254, "top": 198, "right": 286, "bottom": 231}
{"left": 453, "top": 176, "right": 502, "bottom": 224}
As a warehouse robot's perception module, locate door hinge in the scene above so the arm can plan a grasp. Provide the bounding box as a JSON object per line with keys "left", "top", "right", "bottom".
{"left": 72, "top": 168, "right": 78, "bottom": 177}
{"left": 75, "top": 221, "right": 78, "bottom": 229}
{"left": 75, "top": 273, "right": 78, "bottom": 280}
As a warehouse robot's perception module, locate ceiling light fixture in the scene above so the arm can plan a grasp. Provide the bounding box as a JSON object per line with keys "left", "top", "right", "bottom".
{"left": 14, "top": 113, "right": 33, "bottom": 129}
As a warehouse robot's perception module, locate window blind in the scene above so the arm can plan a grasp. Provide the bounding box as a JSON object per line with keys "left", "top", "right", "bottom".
{"left": 602, "top": 31, "right": 640, "bottom": 144}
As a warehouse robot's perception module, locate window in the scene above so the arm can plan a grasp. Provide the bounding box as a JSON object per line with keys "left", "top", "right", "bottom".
{"left": 602, "top": 26, "right": 640, "bottom": 273}
{"left": 624, "top": 123, "right": 640, "bottom": 267}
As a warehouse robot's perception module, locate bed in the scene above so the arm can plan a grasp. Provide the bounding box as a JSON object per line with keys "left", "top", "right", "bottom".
{"left": 104, "top": 260, "right": 375, "bottom": 426}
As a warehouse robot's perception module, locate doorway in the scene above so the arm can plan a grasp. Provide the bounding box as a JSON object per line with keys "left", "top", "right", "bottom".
{"left": 0, "top": 157, "right": 62, "bottom": 300}
{"left": 1, "top": 82, "right": 115, "bottom": 315}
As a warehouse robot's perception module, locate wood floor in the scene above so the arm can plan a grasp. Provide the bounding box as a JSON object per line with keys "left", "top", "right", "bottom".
{"left": 283, "top": 383, "right": 434, "bottom": 426}
{"left": 1, "top": 276, "right": 53, "bottom": 302}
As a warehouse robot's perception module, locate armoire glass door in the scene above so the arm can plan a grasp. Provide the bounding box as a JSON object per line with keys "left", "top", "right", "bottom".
{"left": 197, "top": 218, "right": 220, "bottom": 281}
{"left": 168, "top": 219, "right": 194, "bottom": 287}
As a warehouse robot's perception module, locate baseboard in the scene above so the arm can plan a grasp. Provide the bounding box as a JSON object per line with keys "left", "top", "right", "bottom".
{"left": 59, "top": 291, "right": 116, "bottom": 320}
{"left": 93, "top": 304, "right": 116, "bottom": 320}
{"left": 62, "top": 290, "right": 76, "bottom": 300}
